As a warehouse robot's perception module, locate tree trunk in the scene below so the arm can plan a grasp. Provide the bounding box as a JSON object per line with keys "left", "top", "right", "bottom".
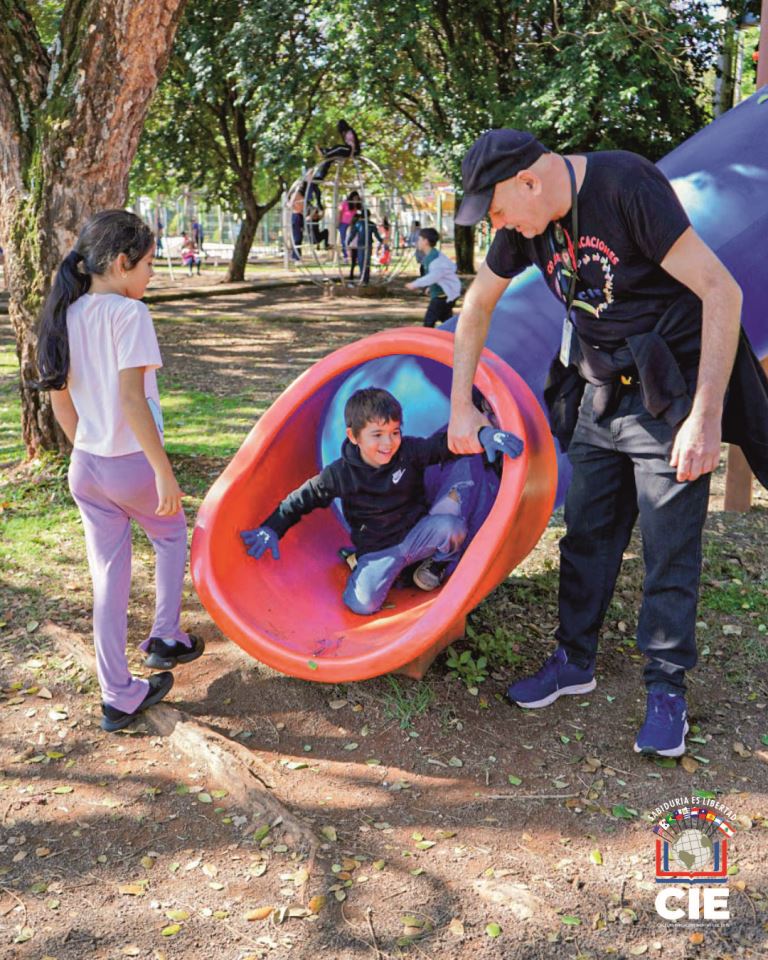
{"left": 225, "top": 204, "right": 260, "bottom": 283}
{"left": 225, "top": 186, "right": 282, "bottom": 283}
{"left": 0, "top": 0, "right": 188, "bottom": 457}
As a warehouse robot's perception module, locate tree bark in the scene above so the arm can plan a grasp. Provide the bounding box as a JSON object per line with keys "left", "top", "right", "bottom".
{"left": 225, "top": 188, "right": 282, "bottom": 283}
{"left": 225, "top": 204, "right": 260, "bottom": 283}
{"left": 0, "top": 0, "right": 188, "bottom": 457}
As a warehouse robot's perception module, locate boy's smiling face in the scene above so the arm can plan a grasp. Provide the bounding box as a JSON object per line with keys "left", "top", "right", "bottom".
{"left": 347, "top": 418, "right": 402, "bottom": 468}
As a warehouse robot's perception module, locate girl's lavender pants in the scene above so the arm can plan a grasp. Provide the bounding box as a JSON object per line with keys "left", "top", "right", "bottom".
{"left": 68, "top": 449, "right": 190, "bottom": 712}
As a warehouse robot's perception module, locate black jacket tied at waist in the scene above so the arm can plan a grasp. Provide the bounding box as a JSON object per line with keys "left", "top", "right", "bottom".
{"left": 544, "top": 292, "right": 768, "bottom": 489}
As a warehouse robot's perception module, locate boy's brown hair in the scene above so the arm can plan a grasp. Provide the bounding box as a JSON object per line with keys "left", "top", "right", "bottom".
{"left": 344, "top": 387, "right": 403, "bottom": 437}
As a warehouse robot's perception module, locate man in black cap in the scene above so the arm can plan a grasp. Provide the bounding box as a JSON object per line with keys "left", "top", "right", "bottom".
{"left": 448, "top": 129, "right": 749, "bottom": 757}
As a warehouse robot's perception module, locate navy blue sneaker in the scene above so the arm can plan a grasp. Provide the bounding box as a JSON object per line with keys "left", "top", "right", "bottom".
{"left": 634, "top": 689, "right": 689, "bottom": 757}
{"left": 506, "top": 646, "right": 596, "bottom": 708}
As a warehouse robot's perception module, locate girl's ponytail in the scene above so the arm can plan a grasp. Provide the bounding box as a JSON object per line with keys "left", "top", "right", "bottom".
{"left": 36, "top": 210, "right": 154, "bottom": 391}
{"left": 37, "top": 249, "right": 91, "bottom": 391}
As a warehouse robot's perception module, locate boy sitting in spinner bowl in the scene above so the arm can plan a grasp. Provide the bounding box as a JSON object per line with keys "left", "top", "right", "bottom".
{"left": 240, "top": 387, "right": 523, "bottom": 615}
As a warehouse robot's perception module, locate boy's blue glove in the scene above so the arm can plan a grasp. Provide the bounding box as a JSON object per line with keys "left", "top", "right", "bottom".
{"left": 240, "top": 525, "right": 280, "bottom": 560}
{"left": 478, "top": 426, "right": 524, "bottom": 463}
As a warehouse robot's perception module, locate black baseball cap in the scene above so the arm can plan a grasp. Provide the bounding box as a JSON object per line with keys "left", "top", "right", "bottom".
{"left": 455, "top": 130, "right": 549, "bottom": 226}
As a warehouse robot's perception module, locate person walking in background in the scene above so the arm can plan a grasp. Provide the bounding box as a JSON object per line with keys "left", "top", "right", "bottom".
{"left": 192, "top": 219, "right": 205, "bottom": 255}
{"left": 155, "top": 218, "right": 164, "bottom": 257}
{"left": 347, "top": 209, "right": 383, "bottom": 284}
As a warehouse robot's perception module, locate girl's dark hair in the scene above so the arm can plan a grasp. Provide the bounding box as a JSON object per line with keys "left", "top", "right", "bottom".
{"left": 345, "top": 387, "right": 403, "bottom": 436}
{"left": 37, "top": 209, "right": 154, "bottom": 390}
{"left": 419, "top": 227, "right": 440, "bottom": 247}
{"left": 337, "top": 119, "right": 361, "bottom": 154}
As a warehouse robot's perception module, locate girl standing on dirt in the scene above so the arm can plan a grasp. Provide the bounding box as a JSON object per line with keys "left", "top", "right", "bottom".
{"left": 37, "top": 210, "right": 204, "bottom": 733}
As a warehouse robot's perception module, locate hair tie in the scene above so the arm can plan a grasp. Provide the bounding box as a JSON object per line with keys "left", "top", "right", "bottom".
{"left": 71, "top": 250, "right": 84, "bottom": 263}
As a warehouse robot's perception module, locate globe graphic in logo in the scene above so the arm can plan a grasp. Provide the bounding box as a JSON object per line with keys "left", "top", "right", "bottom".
{"left": 671, "top": 829, "right": 714, "bottom": 872}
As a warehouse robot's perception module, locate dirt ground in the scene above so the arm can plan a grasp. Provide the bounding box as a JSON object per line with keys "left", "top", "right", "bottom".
{"left": 1, "top": 285, "right": 768, "bottom": 960}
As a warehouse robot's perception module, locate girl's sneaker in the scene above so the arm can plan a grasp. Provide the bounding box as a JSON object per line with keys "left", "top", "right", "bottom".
{"left": 144, "top": 634, "right": 205, "bottom": 670}
{"left": 101, "top": 672, "right": 174, "bottom": 732}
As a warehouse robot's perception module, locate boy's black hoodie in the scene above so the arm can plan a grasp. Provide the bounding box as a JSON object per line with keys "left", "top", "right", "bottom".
{"left": 261, "top": 433, "right": 455, "bottom": 557}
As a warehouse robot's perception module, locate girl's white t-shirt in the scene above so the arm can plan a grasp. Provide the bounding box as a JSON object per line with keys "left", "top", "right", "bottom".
{"left": 66, "top": 293, "right": 164, "bottom": 457}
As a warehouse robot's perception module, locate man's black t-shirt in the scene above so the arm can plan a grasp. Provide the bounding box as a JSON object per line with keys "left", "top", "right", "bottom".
{"left": 485, "top": 151, "right": 693, "bottom": 348}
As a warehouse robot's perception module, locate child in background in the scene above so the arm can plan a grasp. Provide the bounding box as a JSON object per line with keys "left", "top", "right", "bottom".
{"left": 338, "top": 190, "right": 360, "bottom": 261}
{"left": 38, "top": 210, "right": 204, "bottom": 733}
{"left": 379, "top": 217, "right": 392, "bottom": 269}
{"left": 406, "top": 227, "right": 461, "bottom": 327}
{"left": 240, "top": 387, "right": 523, "bottom": 614}
{"left": 314, "top": 119, "right": 362, "bottom": 181}
{"left": 181, "top": 233, "right": 201, "bottom": 276}
{"left": 347, "top": 210, "right": 384, "bottom": 284}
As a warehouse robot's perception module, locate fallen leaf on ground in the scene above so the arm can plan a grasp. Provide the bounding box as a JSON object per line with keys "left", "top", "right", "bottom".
{"left": 118, "top": 884, "right": 147, "bottom": 897}
{"left": 246, "top": 906, "right": 274, "bottom": 921}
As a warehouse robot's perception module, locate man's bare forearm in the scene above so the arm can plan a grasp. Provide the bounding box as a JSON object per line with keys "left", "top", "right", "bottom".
{"left": 692, "top": 278, "right": 742, "bottom": 416}
{"left": 450, "top": 299, "right": 493, "bottom": 410}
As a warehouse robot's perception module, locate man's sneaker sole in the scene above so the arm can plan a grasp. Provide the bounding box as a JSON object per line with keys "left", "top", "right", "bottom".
{"left": 144, "top": 635, "right": 205, "bottom": 670}
{"left": 511, "top": 679, "right": 596, "bottom": 709}
{"left": 633, "top": 720, "right": 690, "bottom": 758}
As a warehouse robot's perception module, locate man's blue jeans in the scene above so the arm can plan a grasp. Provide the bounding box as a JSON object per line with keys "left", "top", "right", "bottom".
{"left": 557, "top": 383, "right": 711, "bottom": 693}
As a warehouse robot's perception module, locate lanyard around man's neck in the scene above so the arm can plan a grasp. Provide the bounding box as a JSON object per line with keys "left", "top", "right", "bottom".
{"left": 561, "top": 156, "right": 579, "bottom": 312}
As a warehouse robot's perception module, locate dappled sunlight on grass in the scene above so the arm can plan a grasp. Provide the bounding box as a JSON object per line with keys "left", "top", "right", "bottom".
{"left": 160, "top": 387, "right": 264, "bottom": 458}
{"left": 0, "top": 344, "right": 24, "bottom": 463}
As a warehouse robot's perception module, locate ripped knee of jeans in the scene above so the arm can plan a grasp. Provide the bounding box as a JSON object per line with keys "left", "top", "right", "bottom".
{"left": 430, "top": 481, "right": 475, "bottom": 517}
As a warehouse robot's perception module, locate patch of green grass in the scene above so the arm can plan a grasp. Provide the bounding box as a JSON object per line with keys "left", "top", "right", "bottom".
{"left": 382, "top": 676, "right": 435, "bottom": 729}
{"left": 158, "top": 387, "right": 264, "bottom": 459}
{"left": 0, "top": 456, "right": 84, "bottom": 595}
{"left": 699, "top": 581, "right": 768, "bottom": 616}
{"left": 0, "top": 343, "right": 24, "bottom": 463}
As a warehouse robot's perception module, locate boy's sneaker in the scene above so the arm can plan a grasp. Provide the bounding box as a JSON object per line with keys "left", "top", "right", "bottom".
{"left": 633, "top": 689, "right": 689, "bottom": 757}
{"left": 101, "top": 672, "right": 174, "bottom": 733}
{"left": 144, "top": 634, "right": 205, "bottom": 670}
{"left": 506, "top": 646, "right": 596, "bottom": 708}
{"left": 413, "top": 559, "right": 449, "bottom": 591}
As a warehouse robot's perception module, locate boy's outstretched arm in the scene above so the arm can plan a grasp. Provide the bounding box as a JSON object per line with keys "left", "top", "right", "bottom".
{"left": 240, "top": 467, "right": 340, "bottom": 560}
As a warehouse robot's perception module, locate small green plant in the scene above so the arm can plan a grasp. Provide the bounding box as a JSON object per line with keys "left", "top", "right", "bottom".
{"left": 381, "top": 676, "right": 434, "bottom": 729}
{"left": 468, "top": 623, "right": 526, "bottom": 671}
{"left": 445, "top": 645, "right": 488, "bottom": 691}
